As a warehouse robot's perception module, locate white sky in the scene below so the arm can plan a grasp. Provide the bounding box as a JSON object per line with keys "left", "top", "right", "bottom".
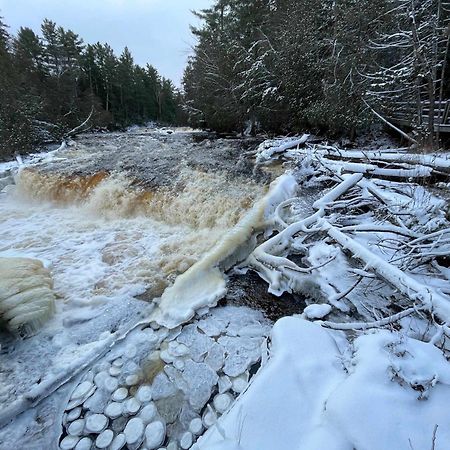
{"left": 0, "top": 0, "right": 213, "bottom": 86}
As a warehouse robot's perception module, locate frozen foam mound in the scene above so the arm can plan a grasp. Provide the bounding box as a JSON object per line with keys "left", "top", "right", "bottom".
{"left": 0, "top": 257, "right": 56, "bottom": 335}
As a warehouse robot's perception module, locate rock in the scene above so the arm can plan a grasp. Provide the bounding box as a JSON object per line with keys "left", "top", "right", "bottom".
{"left": 67, "top": 407, "right": 82, "bottom": 422}
{"left": 189, "top": 418, "right": 203, "bottom": 435}
{"left": 111, "top": 416, "right": 128, "bottom": 433}
{"left": 124, "top": 417, "right": 145, "bottom": 446}
{"left": 124, "top": 397, "right": 141, "bottom": 415}
{"left": 74, "top": 437, "right": 92, "bottom": 450}
{"left": 71, "top": 381, "right": 94, "bottom": 400}
{"left": 140, "top": 403, "right": 157, "bottom": 423}
{"left": 110, "top": 433, "right": 126, "bottom": 450}
{"left": 136, "top": 385, "right": 153, "bottom": 403}
{"left": 213, "top": 393, "right": 233, "bottom": 414}
{"left": 105, "top": 402, "right": 124, "bottom": 419}
{"left": 144, "top": 421, "right": 165, "bottom": 449}
{"left": 67, "top": 419, "right": 85, "bottom": 436}
{"left": 85, "top": 413, "right": 108, "bottom": 433}
{"left": 180, "top": 431, "right": 193, "bottom": 449}
{"left": 112, "top": 387, "right": 128, "bottom": 402}
{"left": 95, "top": 429, "right": 114, "bottom": 449}
{"left": 60, "top": 435, "right": 80, "bottom": 450}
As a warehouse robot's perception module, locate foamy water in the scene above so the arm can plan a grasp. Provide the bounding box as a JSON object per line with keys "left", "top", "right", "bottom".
{"left": 0, "top": 163, "right": 265, "bottom": 314}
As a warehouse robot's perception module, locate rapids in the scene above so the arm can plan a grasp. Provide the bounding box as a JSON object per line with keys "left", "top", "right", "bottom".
{"left": 0, "top": 129, "right": 291, "bottom": 426}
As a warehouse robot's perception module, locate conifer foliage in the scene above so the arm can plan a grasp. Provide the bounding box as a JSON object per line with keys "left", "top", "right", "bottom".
{"left": 0, "top": 17, "right": 181, "bottom": 160}
{"left": 183, "top": 0, "right": 450, "bottom": 143}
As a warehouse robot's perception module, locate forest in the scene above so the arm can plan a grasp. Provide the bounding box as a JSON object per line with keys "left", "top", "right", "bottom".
{"left": 0, "top": 17, "right": 181, "bottom": 160}
{"left": 183, "top": 0, "right": 450, "bottom": 147}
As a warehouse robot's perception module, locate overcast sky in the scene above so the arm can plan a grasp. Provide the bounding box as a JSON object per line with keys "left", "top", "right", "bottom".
{"left": 0, "top": 0, "right": 213, "bottom": 86}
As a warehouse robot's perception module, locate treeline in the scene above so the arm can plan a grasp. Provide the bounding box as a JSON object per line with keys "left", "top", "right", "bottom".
{"left": 0, "top": 17, "right": 182, "bottom": 159}
{"left": 183, "top": 0, "right": 450, "bottom": 145}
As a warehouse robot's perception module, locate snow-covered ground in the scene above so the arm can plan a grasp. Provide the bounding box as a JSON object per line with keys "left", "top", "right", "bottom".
{"left": 1, "top": 130, "right": 450, "bottom": 450}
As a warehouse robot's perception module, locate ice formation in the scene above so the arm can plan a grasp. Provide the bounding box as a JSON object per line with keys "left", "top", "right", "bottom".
{"left": 0, "top": 257, "right": 56, "bottom": 334}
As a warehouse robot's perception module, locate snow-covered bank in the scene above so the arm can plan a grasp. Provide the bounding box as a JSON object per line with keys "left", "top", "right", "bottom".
{"left": 2, "top": 130, "right": 450, "bottom": 450}
{"left": 198, "top": 318, "right": 450, "bottom": 450}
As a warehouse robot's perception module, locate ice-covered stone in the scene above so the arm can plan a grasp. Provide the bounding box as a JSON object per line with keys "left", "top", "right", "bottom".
{"left": 136, "top": 385, "right": 153, "bottom": 402}
{"left": 177, "top": 324, "right": 214, "bottom": 362}
{"left": 202, "top": 409, "right": 216, "bottom": 429}
{"left": 218, "top": 375, "right": 232, "bottom": 394}
{"left": 124, "top": 397, "right": 141, "bottom": 415}
{"left": 303, "top": 303, "right": 332, "bottom": 319}
{"left": 167, "top": 442, "right": 179, "bottom": 450}
{"left": 237, "top": 323, "right": 265, "bottom": 338}
{"left": 174, "top": 359, "right": 185, "bottom": 370}
{"left": 124, "top": 417, "right": 145, "bottom": 446}
{"left": 197, "top": 317, "right": 225, "bottom": 337}
{"left": 109, "top": 365, "right": 122, "bottom": 377}
{"left": 104, "top": 376, "right": 119, "bottom": 392}
{"left": 223, "top": 354, "right": 250, "bottom": 377}
{"left": 155, "top": 390, "right": 183, "bottom": 424}
{"left": 180, "top": 431, "right": 193, "bottom": 449}
{"left": 60, "top": 435, "right": 80, "bottom": 450}
{"left": 151, "top": 372, "right": 177, "bottom": 400}
{"left": 204, "top": 342, "right": 225, "bottom": 371}
{"left": 95, "top": 429, "right": 114, "bottom": 449}
{"left": 126, "top": 374, "right": 140, "bottom": 386}
{"left": 164, "top": 365, "right": 189, "bottom": 393}
{"left": 189, "top": 418, "right": 203, "bottom": 435}
{"left": 231, "top": 373, "right": 249, "bottom": 394}
{"left": 139, "top": 403, "right": 157, "bottom": 423}
{"left": 105, "top": 401, "right": 124, "bottom": 419}
{"left": 83, "top": 389, "right": 110, "bottom": 413}
{"left": 168, "top": 341, "right": 190, "bottom": 357}
{"left": 112, "top": 387, "right": 128, "bottom": 402}
{"left": 213, "top": 393, "right": 233, "bottom": 414}
{"left": 144, "top": 421, "right": 165, "bottom": 449}
{"left": 110, "top": 433, "right": 126, "bottom": 450}
{"left": 125, "top": 344, "right": 137, "bottom": 359}
{"left": 71, "top": 381, "right": 94, "bottom": 400}
{"left": 160, "top": 349, "right": 175, "bottom": 364}
{"left": 113, "top": 358, "right": 124, "bottom": 367}
{"left": 67, "top": 419, "right": 85, "bottom": 436}
{"left": 74, "top": 437, "right": 92, "bottom": 450}
{"left": 85, "top": 413, "right": 108, "bottom": 433}
{"left": 182, "top": 360, "right": 218, "bottom": 411}
{"left": 67, "top": 407, "right": 81, "bottom": 422}
{"left": 94, "top": 371, "right": 109, "bottom": 388}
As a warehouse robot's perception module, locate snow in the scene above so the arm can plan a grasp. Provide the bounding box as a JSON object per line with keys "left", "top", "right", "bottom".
{"left": 303, "top": 303, "right": 332, "bottom": 319}
{"left": 198, "top": 318, "right": 450, "bottom": 450}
